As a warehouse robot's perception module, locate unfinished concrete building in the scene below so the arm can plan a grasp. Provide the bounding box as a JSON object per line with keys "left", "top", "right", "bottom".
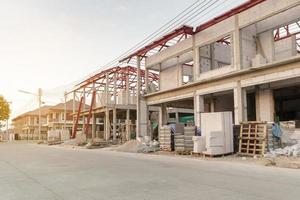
{"left": 67, "top": 66, "right": 161, "bottom": 142}
{"left": 119, "top": 0, "right": 300, "bottom": 138}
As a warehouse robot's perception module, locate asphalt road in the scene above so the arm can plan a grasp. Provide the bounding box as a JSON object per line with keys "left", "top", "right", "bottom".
{"left": 0, "top": 142, "right": 300, "bottom": 200}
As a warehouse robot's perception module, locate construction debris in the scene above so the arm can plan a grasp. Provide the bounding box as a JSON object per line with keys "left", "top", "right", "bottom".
{"left": 265, "top": 144, "right": 300, "bottom": 157}
{"left": 116, "top": 139, "right": 159, "bottom": 153}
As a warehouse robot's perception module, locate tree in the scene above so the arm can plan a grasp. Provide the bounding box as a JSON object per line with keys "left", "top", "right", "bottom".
{"left": 0, "top": 95, "right": 10, "bottom": 128}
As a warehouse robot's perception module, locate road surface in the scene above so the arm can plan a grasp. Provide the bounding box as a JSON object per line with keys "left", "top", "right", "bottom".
{"left": 0, "top": 142, "right": 299, "bottom": 200}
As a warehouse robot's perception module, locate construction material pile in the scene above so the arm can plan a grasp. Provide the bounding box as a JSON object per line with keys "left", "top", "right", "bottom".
{"left": 86, "top": 138, "right": 109, "bottom": 149}
{"left": 159, "top": 126, "right": 171, "bottom": 151}
{"left": 266, "top": 144, "right": 300, "bottom": 157}
{"left": 184, "top": 127, "right": 195, "bottom": 152}
{"left": 116, "top": 139, "right": 159, "bottom": 153}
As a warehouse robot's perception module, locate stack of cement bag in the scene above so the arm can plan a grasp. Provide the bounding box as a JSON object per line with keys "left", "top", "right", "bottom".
{"left": 159, "top": 126, "right": 172, "bottom": 151}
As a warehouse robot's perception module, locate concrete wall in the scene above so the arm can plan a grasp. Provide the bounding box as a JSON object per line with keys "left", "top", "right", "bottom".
{"left": 160, "top": 64, "right": 181, "bottom": 91}
{"left": 274, "top": 36, "right": 297, "bottom": 61}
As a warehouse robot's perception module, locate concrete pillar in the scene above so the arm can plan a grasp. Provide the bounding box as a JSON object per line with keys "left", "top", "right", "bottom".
{"left": 177, "top": 57, "right": 183, "bottom": 86}
{"left": 126, "top": 109, "right": 130, "bottom": 141}
{"left": 209, "top": 95, "right": 215, "bottom": 112}
{"left": 233, "top": 81, "right": 247, "bottom": 125}
{"left": 140, "top": 100, "right": 149, "bottom": 137}
{"left": 105, "top": 109, "right": 110, "bottom": 141}
{"left": 82, "top": 88, "right": 86, "bottom": 134}
{"left": 112, "top": 108, "right": 117, "bottom": 140}
{"left": 92, "top": 113, "right": 96, "bottom": 139}
{"left": 136, "top": 56, "right": 141, "bottom": 140}
{"left": 175, "top": 112, "right": 179, "bottom": 124}
{"left": 194, "top": 94, "right": 205, "bottom": 127}
{"left": 256, "top": 88, "right": 274, "bottom": 122}
{"left": 193, "top": 35, "right": 200, "bottom": 80}
{"left": 158, "top": 63, "right": 162, "bottom": 91}
{"left": 145, "top": 58, "right": 149, "bottom": 93}
{"left": 112, "top": 72, "right": 117, "bottom": 140}
{"left": 233, "top": 15, "right": 241, "bottom": 70}
{"left": 159, "top": 103, "right": 168, "bottom": 128}
{"left": 126, "top": 73, "right": 130, "bottom": 105}
{"left": 72, "top": 91, "right": 76, "bottom": 131}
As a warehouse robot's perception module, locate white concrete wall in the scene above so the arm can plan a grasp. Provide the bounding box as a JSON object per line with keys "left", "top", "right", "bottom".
{"left": 159, "top": 65, "right": 180, "bottom": 91}
{"left": 274, "top": 36, "right": 297, "bottom": 61}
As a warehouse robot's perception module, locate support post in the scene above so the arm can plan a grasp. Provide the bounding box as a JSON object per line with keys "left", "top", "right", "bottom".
{"left": 193, "top": 35, "right": 200, "bottom": 80}
{"left": 136, "top": 56, "right": 141, "bottom": 140}
{"left": 92, "top": 113, "right": 96, "bottom": 139}
{"left": 64, "top": 92, "right": 67, "bottom": 131}
{"left": 126, "top": 109, "right": 130, "bottom": 141}
{"left": 194, "top": 94, "right": 204, "bottom": 128}
{"left": 233, "top": 15, "right": 241, "bottom": 70}
{"left": 234, "top": 81, "right": 247, "bottom": 124}
{"left": 113, "top": 72, "right": 117, "bottom": 140}
{"left": 255, "top": 87, "right": 274, "bottom": 122}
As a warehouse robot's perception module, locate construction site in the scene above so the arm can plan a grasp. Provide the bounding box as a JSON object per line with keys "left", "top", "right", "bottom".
{"left": 41, "top": 0, "right": 297, "bottom": 159}
{"left": 6, "top": 0, "right": 300, "bottom": 160}
{"left": 2, "top": 1, "right": 300, "bottom": 199}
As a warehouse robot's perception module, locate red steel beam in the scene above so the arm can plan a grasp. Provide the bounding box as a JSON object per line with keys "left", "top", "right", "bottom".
{"left": 195, "top": 0, "right": 266, "bottom": 33}
{"left": 71, "top": 96, "right": 84, "bottom": 139}
{"left": 119, "top": 25, "right": 194, "bottom": 63}
{"left": 84, "top": 89, "right": 96, "bottom": 136}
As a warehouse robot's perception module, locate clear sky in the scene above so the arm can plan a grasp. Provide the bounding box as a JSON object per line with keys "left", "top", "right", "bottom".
{"left": 0, "top": 0, "right": 245, "bottom": 122}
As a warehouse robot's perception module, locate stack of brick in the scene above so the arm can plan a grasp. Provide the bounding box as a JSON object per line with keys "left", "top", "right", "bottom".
{"left": 174, "top": 134, "right": 185, "bottom": 151}
{"left": 184, "top": 126, "right": 195, "bottom": 152}
{"left": 159, "top": 126, "right": 171, "bottom": 151}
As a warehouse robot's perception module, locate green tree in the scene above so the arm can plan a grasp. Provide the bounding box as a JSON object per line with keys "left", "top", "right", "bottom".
{"left": 0, "top": 95, "right": 10, "bottom": 128}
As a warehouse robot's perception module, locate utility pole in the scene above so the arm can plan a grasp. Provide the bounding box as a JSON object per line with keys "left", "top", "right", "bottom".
{"left": 64, "top": 92, "right": 67, "bottom": 131}
{"left": 38, "top": 88, "right": 42, "bottom": 141}
{"left": 18, "top": 89, "right": 43, "bottom": 142}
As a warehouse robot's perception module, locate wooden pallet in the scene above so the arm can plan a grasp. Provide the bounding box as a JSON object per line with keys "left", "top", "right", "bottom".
{"left": 238, "top": 122, "right": 267, "bottom": 156}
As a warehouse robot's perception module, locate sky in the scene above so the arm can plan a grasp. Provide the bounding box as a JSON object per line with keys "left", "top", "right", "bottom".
{"left": 0, "top": 0, "right": 245, "bottom": 124}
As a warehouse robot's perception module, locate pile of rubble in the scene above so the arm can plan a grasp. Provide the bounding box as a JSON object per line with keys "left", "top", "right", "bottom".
{"left": 266, "top": 144, "right": 300, "bottom": 157}
{"left": 116, "top": 138, "right": 160, "bottom": 153}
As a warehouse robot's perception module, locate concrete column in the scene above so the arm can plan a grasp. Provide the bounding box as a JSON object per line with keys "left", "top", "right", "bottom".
{"left": 159, "top": 103, "right": 168, "bottom": 129}
{"left": 105, "top": 109, "right": 110, "bottom": 141}
{"left": 92, "top": 113, "right": 96, "bottom": 139}
{"left": 193, "top": 35, "right": 200, "bottom": 80}
{"left": 194, "top": 94, "right": 204, "bottom": 127}
{"left": 105, "top": 73, "right": 109, "bottom": 105}
{"left": 145, "top": 58, "right": 149, "bottom": 93}
{"left": 112, "top": 72, "right": 117, "bottom": 140}
{"left": 175, "top": 112, "right": 179, "bottom": 124}
{"left": 140, "top": 100, "right": 149, "bottom": 137}
{"left": 234, "top": 81, "right": 247, "bottom": 125}
{"left": 256, "top": 88, "right": 274, "bottom": 122}
{"left": 177, "top": 57, "right": 183, "bottom": 86}
{"left": 136, "top": 56, "right": 141, "bottom": 140}
{"left": 233, "top": 15, "right": 241, "bottom": 70}
{"left": 72, "top": 91, "right": 76, "bottom": 130}
{"left": 112, "top": 108, "right": 117, "bottom": 140}
{"left": 126, "top": 73, "right": 130, "bottom": 105}
{"left": 126, "top": 109, "right": 130, "bottom": 141}
{"left": 158, "top": 63, "right": 162, "bottom": 91}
